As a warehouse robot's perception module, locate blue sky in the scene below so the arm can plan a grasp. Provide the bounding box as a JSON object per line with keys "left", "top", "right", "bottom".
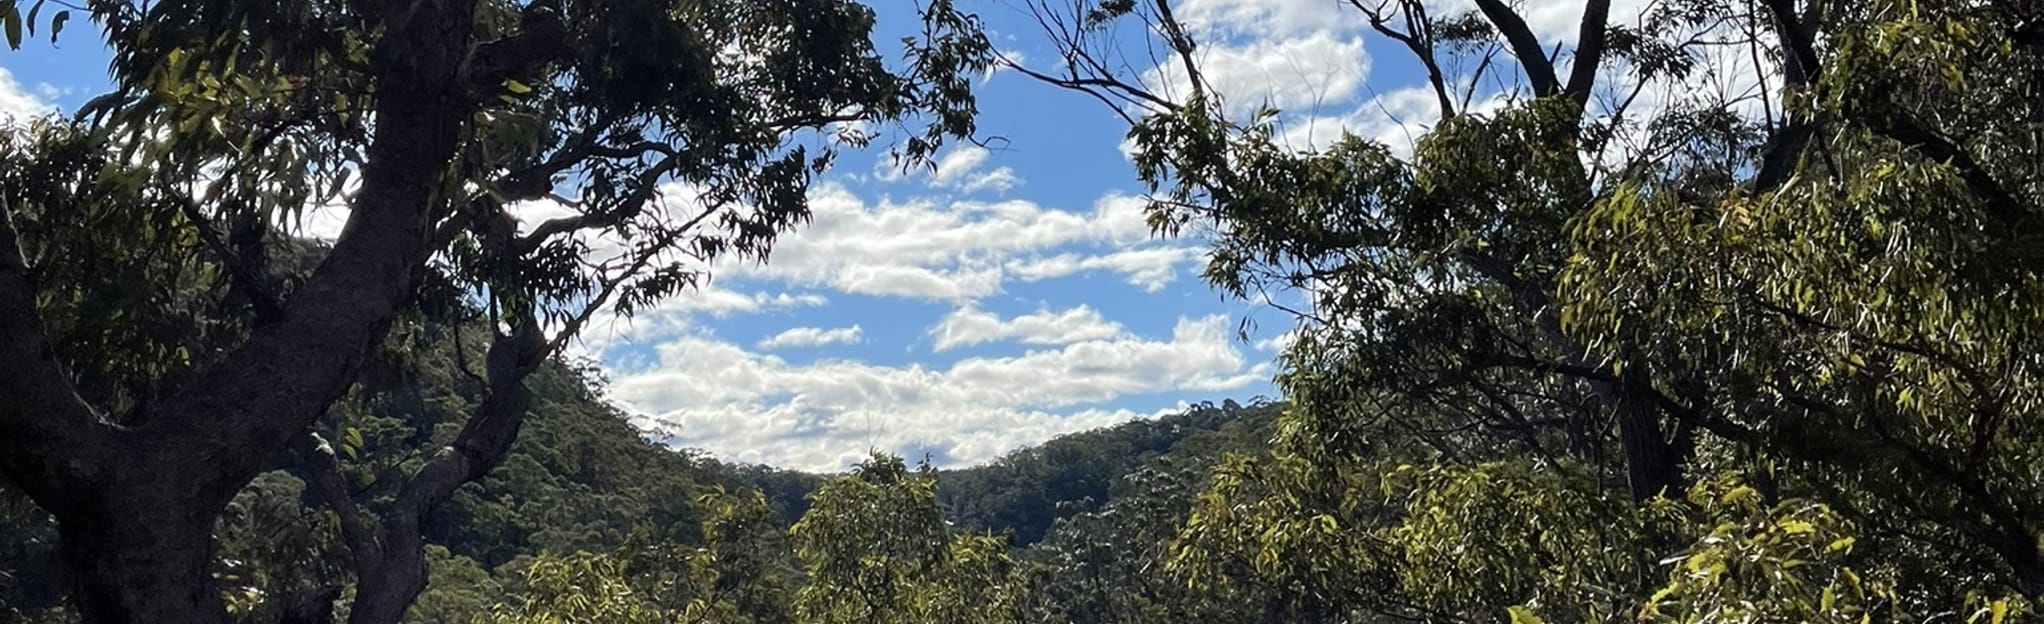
{"left": 0, "top": 0, "right": 1752, "bottom": 471}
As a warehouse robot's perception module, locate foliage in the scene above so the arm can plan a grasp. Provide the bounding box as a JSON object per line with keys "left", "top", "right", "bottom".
{"left": 1019, "top": 0, "right": 2044, "bottom": 620}
{"left": 791, "top": 455, "right": 1022, "bottom": 624}
{"left": 938, "top": 398, "right": 1277, "bottom": 544}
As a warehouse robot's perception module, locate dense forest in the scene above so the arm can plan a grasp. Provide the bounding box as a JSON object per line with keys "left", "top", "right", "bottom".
{"left": 4, "top": 0, "right": 2044, "bottom": 621}
{"left": 0, "top": 304, "right": 1280, "bottom": 622}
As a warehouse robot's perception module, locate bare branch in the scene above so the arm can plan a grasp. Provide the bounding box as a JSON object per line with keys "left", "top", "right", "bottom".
{"left": 1353, "top": 0, "right": 1457, "bottom": 118}
{"left": 1563, "top": 0, "right": 1612, "bottom": 107}
{"left": 1472, "top": 0, "right": 1562, "bottom": 97}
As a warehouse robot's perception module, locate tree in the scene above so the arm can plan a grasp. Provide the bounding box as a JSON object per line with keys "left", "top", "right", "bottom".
{"left": 0, "top": 0, "right": 990, "bottom": 621}
{"left": 791, "top": 455, "right": 1024, "bottom": 624}
{"left": 1021, "top": 0, "right": 2044, "bottom": 614}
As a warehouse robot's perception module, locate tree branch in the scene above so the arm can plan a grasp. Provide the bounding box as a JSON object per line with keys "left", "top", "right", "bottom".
{"left": 1562, "top": 0, "right": 1612, "bottom": 107}
{"left": 144, "top": 0, "right": 485, "bottom": 504}
{"left": 1472, "top": 0, "right": 1562, "bottom": 98}
{"left": 1354, "top": 0, "right": 1456, "bottom": 118}
{"left": 1753, "top": 0, "right": 1821, "bottom": 192}
{"left": 297, "top": 433, "right": 382, "bottom": 574}
{"left": 0, "top": 201, "right": 111, "bottom": 515}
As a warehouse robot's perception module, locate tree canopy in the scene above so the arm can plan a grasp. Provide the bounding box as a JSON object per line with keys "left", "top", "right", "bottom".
{"left": 9, "top": 0, "right": 2044, "bottom": 622}
{"left": 1011, "top": 0, "right": 2044, "bottom": 619}
{"left": 0, "top": 0, "right": 989, "bottom": 620}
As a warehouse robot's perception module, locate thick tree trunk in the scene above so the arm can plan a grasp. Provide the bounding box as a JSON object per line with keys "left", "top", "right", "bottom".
{"left": 0, "top": 2, "right": 486, "bottom": 621}
{"left": 345, "top": 536, "right": 427, "bottom": 624}
{"left": 58, "top": 491, "right": 224, "bottom": 623}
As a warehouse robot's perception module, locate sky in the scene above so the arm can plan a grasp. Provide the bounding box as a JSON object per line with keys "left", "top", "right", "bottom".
{"left": 0, "top": 0, "right": 1765, "bottom": 471}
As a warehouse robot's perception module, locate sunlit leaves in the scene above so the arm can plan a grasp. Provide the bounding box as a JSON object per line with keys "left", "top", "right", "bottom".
{"left": 792, "top": 455, "right": 1022, "bottom": 624}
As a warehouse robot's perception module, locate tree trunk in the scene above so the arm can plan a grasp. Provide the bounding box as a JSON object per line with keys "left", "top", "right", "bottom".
{"left": 278, "top": 585, "right": 343, "bottom": 624}
{"left": 1608, "top": 373, "right": 1691, "bottom": 502}
{"left": 58, "top": 491, "right": 224, "bottom": 624}
{"left": 1614, "top": 398, "right": 1677, "bottom": 501}
{"left": 346, "top": 541, "right": 426, "bottom": 624}
{"left": 2012, "top": 551, "right": 2044, "bottom": 604}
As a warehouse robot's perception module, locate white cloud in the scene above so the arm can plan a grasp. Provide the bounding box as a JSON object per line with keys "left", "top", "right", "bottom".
{"left": 929, "top": 305, "right": 1126, "bottom": 352}
{"left": 931, "top": 145, "right": 989, "bottom": 183}
{"left": 658, "top": 288, "right": 829, "bottom": 319}
{"left": 923, "top": 145, "right": 1023, "bottom": 194}
{"left": 718, "top": 183, "right": 1171, "bottom": 300}
{"left": 576, "top": 287, "right": 828, "bottom": 357}
{"left": 1178, "top": 0, "right": 1356, "bottom": 38}
{"left": 1144, "top": 30, "right": 1370, "bottom": 117}
{"left": 612, "top": 315, "right": 1266, "bottom": 470}
{"left": 757, "top": 325, "right": 864, "bottom": 350}
{"left": 1253, "top": 327, "right": 1298, "bottom": 353}
{"left": 1008, "top": 246, "right": 1201, "bottom": 292}
{"left": 960, "top": 167, "right": 1021, "bottom": 194}
{"left": 0, "top": 67, "right": 55, "bottom": 121}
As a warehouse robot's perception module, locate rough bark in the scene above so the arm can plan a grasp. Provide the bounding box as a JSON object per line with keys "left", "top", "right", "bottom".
{"left": 0, "top": 1, "right": 483, "bottom": 621}
{"left": 0, "top": 204, "right": 110, "bottom": 519}
{"left": 57, "top": 472, "right": 222, "bottom": 622}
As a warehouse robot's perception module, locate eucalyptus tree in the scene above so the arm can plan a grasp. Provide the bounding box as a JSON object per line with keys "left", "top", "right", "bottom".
{"left": 792, "top": 455, "right": 1024, "bottom": 624}
{"left": 1019, "top": 0, "right": 2044, "bottom": 616}
{"left": 0, "top": 0, "right": 990, "bottom": 622}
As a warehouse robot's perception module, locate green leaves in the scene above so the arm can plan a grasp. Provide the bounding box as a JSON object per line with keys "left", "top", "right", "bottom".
{"left": 0, "top": 0, "right": 61, "bottom": 49}
{"left": 791, "top": 455, "right": 1023, "bottom": 624}
{"left": 3, "top": 5, "right": 20, "bottom": 49}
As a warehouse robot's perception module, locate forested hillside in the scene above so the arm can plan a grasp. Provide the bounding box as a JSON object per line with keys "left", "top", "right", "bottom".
{"left": 0, "top": 305, "right": 1271, "bottom": 623}
{"left": 7, "top": 0, "right": 2044, "bottom": 622}
{"left": 938, "top": 399, "right": 1277, "bottom": 545}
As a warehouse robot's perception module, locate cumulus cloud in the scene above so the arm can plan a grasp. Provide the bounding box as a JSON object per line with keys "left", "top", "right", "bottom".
{"left": 929, "top": 305, "right": 1126, "bottom": 352}
{"left": 718, "top": 183, "right": 1180, "bottom": 300}
{"left": 1144, "top": 30, "right": 1370, "bottom": 117}
{"left": 757, "top": 325, "right": 864, "bottom": 350}
{"left": 611, "top": 315, "right": 1267, "bottom": 470}
{"left": 1178, "top": 0, "right": 1355, "bottom": 37}
{"left": 1008, "top": 246, "right": 1202, "bottom": 292}
{"left": 906, "top": 145, "right": 1023, "bottom": 194}
{"left": 0, "top": 67, "right": 55, "bottom": 121}
{"left": 576, "top": 287, "right": 829, "bottom": 357}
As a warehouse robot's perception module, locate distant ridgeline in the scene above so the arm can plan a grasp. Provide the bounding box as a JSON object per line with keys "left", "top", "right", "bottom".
{"left": 937, "top": 399, "right": 1280, "bottom": 545}
{"left": 0, "top": 288, "right": 1275, "bottom": 621}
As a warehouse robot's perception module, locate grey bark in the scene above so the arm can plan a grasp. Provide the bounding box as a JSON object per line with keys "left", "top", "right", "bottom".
{"left": 0, "top": 0, "right": 484, "bottom": 620}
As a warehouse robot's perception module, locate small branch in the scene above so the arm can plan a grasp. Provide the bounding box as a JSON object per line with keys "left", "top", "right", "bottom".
{"left": 173, "top": 195, "right": 286, "bottom": 323}
{"left": 1354, "top": 0, "right": 1456, "bottom": 118}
